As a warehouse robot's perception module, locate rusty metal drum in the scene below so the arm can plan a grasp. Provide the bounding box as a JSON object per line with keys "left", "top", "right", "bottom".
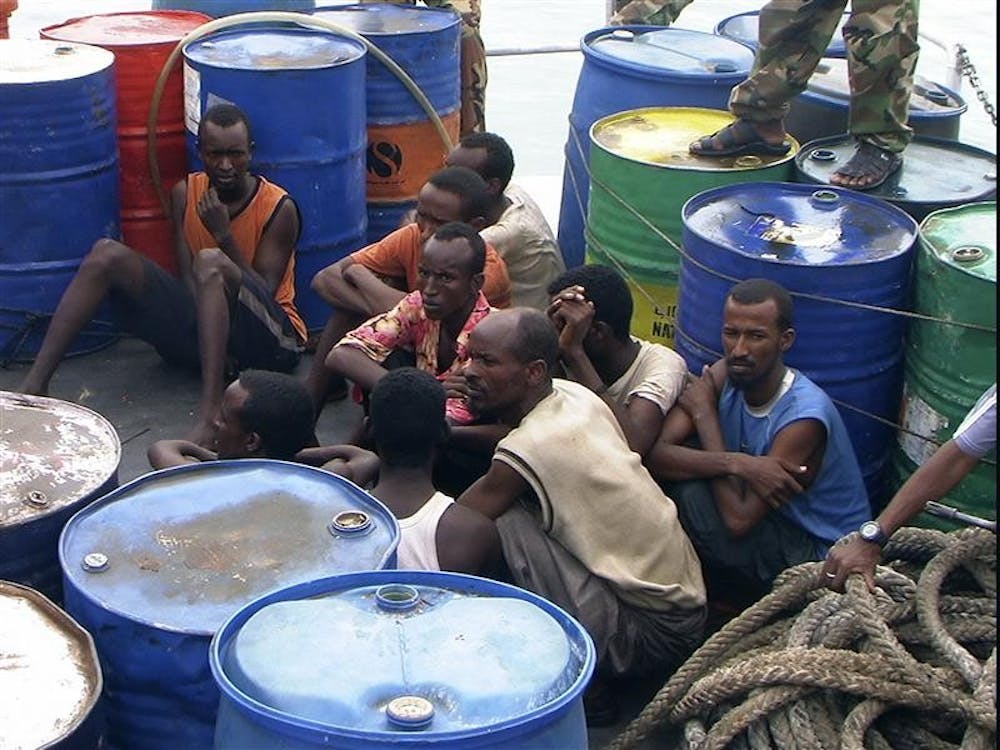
{"left": 59, "top": 459, "right": 400, "bottom": 750}
{"left": 0, "top": 580, "right": 104, "bottom": 750}
{"left": 0, "top": 391, "right": 120, "bottom": 603}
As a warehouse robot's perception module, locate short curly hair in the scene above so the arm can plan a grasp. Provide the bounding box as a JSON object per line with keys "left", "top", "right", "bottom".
{"left": 547, "top": 264, "right": 633, "bottom": 340}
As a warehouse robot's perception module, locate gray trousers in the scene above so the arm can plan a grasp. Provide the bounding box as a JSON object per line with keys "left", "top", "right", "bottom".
{"left": 497, "top": 503, "right": 705, "bottom": 680}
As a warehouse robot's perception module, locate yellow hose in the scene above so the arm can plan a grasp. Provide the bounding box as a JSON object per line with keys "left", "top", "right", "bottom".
{"left": 146, "top": 10, "right": 455, "bottom": 218}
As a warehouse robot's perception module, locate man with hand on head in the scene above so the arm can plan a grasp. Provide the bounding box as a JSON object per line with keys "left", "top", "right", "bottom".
{"left": 546, "top": 264, "right": 686, "bottom": 460}
{"left": 21, "top": 103, "right": 306, "bottom": 445}
{"left": 647, "top": 278, "right": 870, "bottom": 602}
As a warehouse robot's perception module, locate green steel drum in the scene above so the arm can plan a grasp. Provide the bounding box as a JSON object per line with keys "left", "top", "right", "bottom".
{"left": 894, "top": 202, "right": 996, "bottom": 527}
{"left": 586, "top": 107, "right": 797, "bottom": 347}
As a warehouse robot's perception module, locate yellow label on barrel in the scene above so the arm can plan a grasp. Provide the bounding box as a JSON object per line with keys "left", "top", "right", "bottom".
{"left": 626, "top": 275, "right": 678, "bottom": 348}
{"left": 586, "top": 248, "right": 678, "bottom": 348}
{"left": 366, "top": 110, "right": 461, "bottom": 200}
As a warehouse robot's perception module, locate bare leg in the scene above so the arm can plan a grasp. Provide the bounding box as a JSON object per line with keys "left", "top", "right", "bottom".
{"left": 20, "top": 239, "right": 147, "bottom": 395}
{"left": 186, "top": 249, "right": 241, "bottom": 444}
{"left": 304, "top": 307, "right": 362, "bottom": 418}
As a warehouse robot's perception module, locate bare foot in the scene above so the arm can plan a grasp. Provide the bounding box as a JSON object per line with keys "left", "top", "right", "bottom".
{"left": 829, "top": 142, "right": 903, "bottom": 191}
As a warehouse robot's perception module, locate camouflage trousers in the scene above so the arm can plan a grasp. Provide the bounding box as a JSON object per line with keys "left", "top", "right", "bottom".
{"left": 609, "top": 0, "right": 694, "bottom": 26}
{"left": 358, "top": 0, "right": 486, "bottom": 135}
{"left": 731, "top": 0, "right": 919, "bottom": 152}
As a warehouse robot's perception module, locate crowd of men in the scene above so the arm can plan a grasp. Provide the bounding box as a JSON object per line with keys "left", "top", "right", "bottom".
{"left": 19, "top": 101, "right": 995, "bottom": 727}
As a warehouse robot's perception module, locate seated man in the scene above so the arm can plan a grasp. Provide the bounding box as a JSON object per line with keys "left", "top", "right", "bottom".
{"left": 458, "top": 308, "right": 706, "bottom": 726}
{"left": 823, "top": 382, "right": 996, "bottom": 591}
{"left": 546, "top": 264, "right": 686, "bottom": 459}
{"left": 368, "top": 367, "right": 500, "bottom": 574}
{"left": 646, "top": 278, "right": 870, "bottom": 602}
{"left": 306, "top": 166, "right": 511, "bottom": 410}
{"left": 148, "top": 369, "right": 379, "bottom": 485}
{"left": 326, "top": 222, "right": 490, "bottom": 426}
{"left": 445, "top": 131, "right": 565, "bottom": 310}
{"left": 21, "top": 103, "right": 306, "bottom": 444}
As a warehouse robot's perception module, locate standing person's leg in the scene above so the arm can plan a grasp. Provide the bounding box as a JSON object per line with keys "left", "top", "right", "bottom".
{"left": 830, "top": 0, "right": 918, "bottom": 189}
{"left": 609, "top": 0, "right": 694, "bottom": 26}
{"left": 844, "top": 0, "right": 918, "bottom": 151}
{"left": 691, "top": 0, "right": 846, "bottom": 155}
{"left": 20, "top": 239, "right": 149, "bottom": 395}
{"left": 427, "top": 0, "right": 485, "bottom": 134}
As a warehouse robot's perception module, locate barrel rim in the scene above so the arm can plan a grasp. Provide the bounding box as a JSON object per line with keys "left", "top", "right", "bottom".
{"left": 589, "top": 106, "right": 800, "bottom": 171}
{"left": 311, "top": 2, "right": 462, "bottom": 35}
{"left": 58, "top": 459, "right": 400, "bottom": 635}
{"left": 209, "top": 569, "right": 597, "bottom": 744}
{"left": 919, "top": 200, "right": 998, "bottom": 279}
{"left": 797, "top": 62, "right": 968, "bottom": 116}
{"left": 182, "top": 24, "right": 367, "bottom": 71}
{"left": 1, "top": 390, "right": 121, "bottom": 526}
{"left": 581, "top": 25, "right": 755, "bottom": 83}
{"left": 0, "top": 39, "right": 115, "bottom": 83}
{"left": 712, "top": 9, "right": 850, "bottom": 58}
{"left": 40, "top": 10, "right": 214, "bottom": 47}
{"left": 0, "top": 579, "right": 104, "bottom": 749}
{"left": 680, "top": 181, "right": 920, "bottom": 266}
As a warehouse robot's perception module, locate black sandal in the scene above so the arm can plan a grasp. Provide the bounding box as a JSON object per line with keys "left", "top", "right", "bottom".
{"left": 689, "top": 119, "right": 791, "bottom": 158}
{"left": 830, "top": 141, "right": 903, "bottom": 191}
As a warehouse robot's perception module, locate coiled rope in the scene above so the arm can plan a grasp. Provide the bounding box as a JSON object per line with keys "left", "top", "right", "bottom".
{"left": 606, "top": 527, "right": 997, "bottom": 750}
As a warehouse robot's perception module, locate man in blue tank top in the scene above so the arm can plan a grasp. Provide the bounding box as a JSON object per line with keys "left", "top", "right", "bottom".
{"left": 647, "top": 278, "right": 869, "bottom": 604}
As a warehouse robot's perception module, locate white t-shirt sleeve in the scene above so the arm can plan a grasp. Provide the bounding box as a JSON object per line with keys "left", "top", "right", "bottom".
{"left": 953, "top": 384, "right": 996, "bottom": 459}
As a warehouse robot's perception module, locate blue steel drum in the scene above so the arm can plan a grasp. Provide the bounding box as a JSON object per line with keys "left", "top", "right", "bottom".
{"left": 785, "top": 58, "right": 966, "bottom": 145}
{"left": 0, "top": 40, "right": 120, "bottom": 360}
{"left": 211, "top": 570, "right": 596, "bottom": 749}
{"left": 677, "top": 183, "right": 919, "bottom": 507}
{"left": 795, "top": 134, "right": 997, "bottom": 223}
{"left": 183, "top": 26, "right": 367, "bottom": 331}
{"left": 558, "top": 26, "right": 755, "bottom": 269}
{"left": 714, "top": 10, "right": 849, "bottom": 58}
{"left": 313, "top": 4, "right": 461, "bottom": 246}
{"left": 1, "top": 580, "right": 105, "bottom": 750}
{"left": 60, "top": 460, "right": 399, "bottom": 750}
{"left": 0, "top": 391, "right": 120, "bottom": 603}
{"left": 152, "top": 0, "right": 315, "bottom": 16}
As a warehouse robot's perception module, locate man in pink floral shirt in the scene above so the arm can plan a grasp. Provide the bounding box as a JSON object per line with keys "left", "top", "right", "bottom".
{"left": 327, "top": 223, "right": 491, "bottom": 425}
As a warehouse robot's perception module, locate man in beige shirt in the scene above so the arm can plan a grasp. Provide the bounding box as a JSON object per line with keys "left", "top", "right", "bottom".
{"left": 446, "top": 132, "right": 565, "bottom": 310}
{"left": 458, "top": 308, "right": 706, "bottom": 726}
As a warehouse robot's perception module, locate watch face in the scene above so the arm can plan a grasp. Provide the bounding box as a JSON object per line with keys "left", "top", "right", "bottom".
{"left": 860, "top": 521, "right": 881, "bottom": 542}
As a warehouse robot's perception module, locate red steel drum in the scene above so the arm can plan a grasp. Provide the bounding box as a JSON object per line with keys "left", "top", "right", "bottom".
{"left": 41, "top": 11, "right": 211, "bottom": 274}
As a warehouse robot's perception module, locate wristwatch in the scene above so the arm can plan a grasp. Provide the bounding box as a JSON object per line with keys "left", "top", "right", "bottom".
{"left": 858, "top": 520, "right": 889, "bottom": 547}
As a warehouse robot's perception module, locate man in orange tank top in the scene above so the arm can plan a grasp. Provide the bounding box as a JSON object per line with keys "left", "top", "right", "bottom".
{"left": 19, "top": 103, "right": 305, "bottom": 445}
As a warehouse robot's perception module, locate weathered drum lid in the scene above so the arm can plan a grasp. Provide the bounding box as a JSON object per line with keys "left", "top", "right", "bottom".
{"left": 61, "top": 459, "right": 399, "bottom": 634}
{"left": 0, "top": 391, "right": 120, "bottom": 598}
{"left": 0, "top": 580, "right": 103, "bottom": 750}
{"left": 796, "top": 135, "right": 997, "bottom": 222}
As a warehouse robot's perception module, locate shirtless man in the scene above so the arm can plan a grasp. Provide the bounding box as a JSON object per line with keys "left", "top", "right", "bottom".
{"left": 21, "top": 103, "right": 305, "bottom": 444}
